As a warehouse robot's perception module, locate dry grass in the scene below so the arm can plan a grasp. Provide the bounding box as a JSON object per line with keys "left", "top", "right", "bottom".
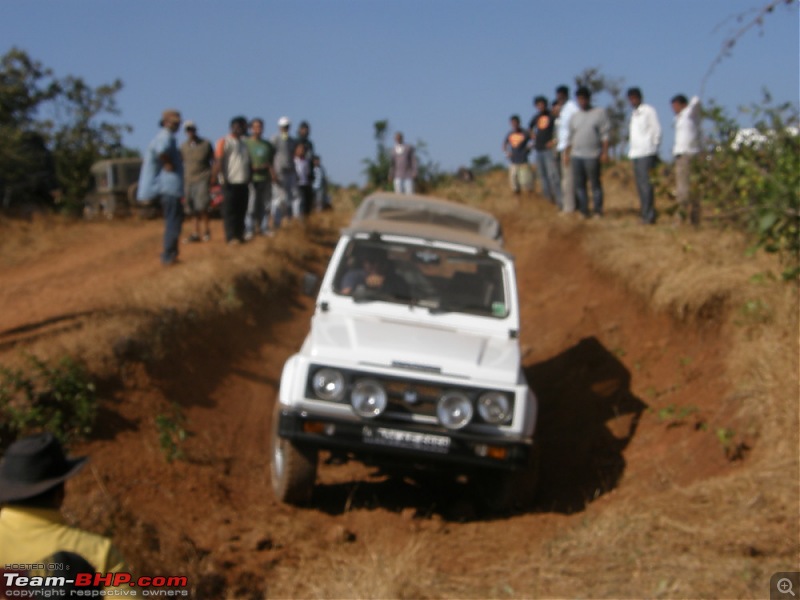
{"left": 0, "top": 210, "right": 349, "bottom": 377}
{"left": 2, "top": 171, "right": 797, "bottom": 598}
{"left": 494, "top": 163, "right": 799, "bottom": 598}
{"left": 280, "top": 170, "right": 800, "bottom": 598}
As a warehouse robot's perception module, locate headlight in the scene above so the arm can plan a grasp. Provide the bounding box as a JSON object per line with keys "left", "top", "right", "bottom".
{"left": 477, "top": 391, "right": 511, "bottom": 424}
{"left": 311, "top": 368, "right": 345, "bottom": 401}
{"left": 351, "top": 379, "right": 387, "bottom": 418}
{"left": 437, "top": 391, "right": 473, "bottom": 430}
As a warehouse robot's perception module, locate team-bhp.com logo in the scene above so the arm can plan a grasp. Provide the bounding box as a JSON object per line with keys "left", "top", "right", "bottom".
{"left": 3, "top": 571, "right": 189, "bottom": 597}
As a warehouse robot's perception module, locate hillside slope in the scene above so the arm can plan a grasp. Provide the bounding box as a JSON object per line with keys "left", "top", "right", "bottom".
{"left": 0, "top": 169, "right": 797, "bottom": 598}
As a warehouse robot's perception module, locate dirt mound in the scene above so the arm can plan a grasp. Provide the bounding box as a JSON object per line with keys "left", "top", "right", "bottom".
{"left": 1, "top": 174, "right": 796, "bottom": 598}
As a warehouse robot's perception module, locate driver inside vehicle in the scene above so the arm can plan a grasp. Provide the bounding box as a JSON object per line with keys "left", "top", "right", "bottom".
{"left": 339, "top": 246, "right": 409, "bottom": 298}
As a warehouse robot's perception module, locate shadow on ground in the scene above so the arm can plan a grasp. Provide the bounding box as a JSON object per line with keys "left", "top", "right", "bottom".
{"left": 528, "top": 336, "right": 647, "bottom": 514}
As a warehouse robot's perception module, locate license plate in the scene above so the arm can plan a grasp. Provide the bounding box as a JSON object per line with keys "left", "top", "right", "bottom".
{"left": 363, "top": 426, "right": 451, "bottom": 454}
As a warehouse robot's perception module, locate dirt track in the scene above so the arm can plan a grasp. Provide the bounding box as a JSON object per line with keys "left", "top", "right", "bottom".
{"left": 0, "top": 194, "right": 744, "bottom": 598}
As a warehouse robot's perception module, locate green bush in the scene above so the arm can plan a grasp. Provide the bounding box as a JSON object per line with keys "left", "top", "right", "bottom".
{"left": 0, "top": 355, "right": 97, "bottom": 450}
{"left": 154, "top": 404, "right": 191, "bottom": 463}
{"left": 697, "top": 93, "right": 800, "bottom": 279}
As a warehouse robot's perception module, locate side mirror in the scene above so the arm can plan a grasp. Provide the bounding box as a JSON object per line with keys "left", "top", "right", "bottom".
{"left": 302, "top": 272, "right": 320, "bottom": 297}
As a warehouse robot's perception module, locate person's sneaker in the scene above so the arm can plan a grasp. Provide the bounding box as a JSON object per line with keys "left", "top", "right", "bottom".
{"left": 244, "top": 231, "right": 254, "bottom": 241}
{"left": 202, "top": 232, "right": 211, "bottom": 242}
{"left": 185, "top": 233, "right": 201, "bottom": 243}
{"left": 227, "top": 239, "right": 241, "bottom": 246}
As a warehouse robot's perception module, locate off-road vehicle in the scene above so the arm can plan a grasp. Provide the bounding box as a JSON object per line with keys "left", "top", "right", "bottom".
{"left": 271, "top": 193, "right": 539, "bottom": 509}
{"left": 84, "top": 158, "right": 143, "bottom": 219}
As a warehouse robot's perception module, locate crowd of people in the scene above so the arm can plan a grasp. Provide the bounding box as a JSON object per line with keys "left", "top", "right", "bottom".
{"left": 137, "top": 112, "right": 332, "bottom": 265}
{"left": 136, "top": 85, "right": 703, "bottom": 266}
{"left": 503, "top": 84, "right": 702, "bottom": 226}
{"left": 137, "top": 110, "right": 427, "bottom": 266}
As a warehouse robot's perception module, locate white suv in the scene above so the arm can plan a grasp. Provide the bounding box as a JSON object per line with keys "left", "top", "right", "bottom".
{"left": 271, "top": 193, "right": 539, "bottom": 510}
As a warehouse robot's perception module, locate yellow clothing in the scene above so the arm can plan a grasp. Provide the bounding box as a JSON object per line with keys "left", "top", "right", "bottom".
{"left": 0, "top": 506, "right": 126, "bottom": 573}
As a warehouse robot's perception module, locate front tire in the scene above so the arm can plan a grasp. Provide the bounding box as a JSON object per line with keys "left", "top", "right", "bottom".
{"left": 270, "top": 403, "right": 318, "bottom": 505}
{"left": 474, "top": 445, "right": 540, "bottom": 513}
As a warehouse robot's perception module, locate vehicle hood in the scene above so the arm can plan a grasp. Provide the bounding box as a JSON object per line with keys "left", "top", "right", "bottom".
{"left": 305, "top": 313, "right": 521, "bottom": 385}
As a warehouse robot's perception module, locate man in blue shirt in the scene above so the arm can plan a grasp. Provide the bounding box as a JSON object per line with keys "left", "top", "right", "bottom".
{"left": 137, "top": 109, "right": 184, "bottom": 265}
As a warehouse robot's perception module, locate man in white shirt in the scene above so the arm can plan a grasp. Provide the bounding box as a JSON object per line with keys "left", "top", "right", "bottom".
{"left": 555, "top": 85, "right": 579, "bottom": 213}
{"left": 671, "top": 94, "right": 702, "bottom": 225}
{"left": 627, "top": 88, "right": 662, "bottom": 224}
{"left": 212, "top": 116, "right": 252, "bottom": 244}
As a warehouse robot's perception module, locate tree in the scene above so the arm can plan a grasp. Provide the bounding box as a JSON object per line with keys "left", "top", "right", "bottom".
{"left": 412, "top": 138, "right": 447, "bottom": 193}
{"left": 0, "top": 47, "right": 133, "bottom": 212}
{"left": 0, "top": 49, "right": 61, "bottom": 208}
{"left": 693, "top": 92, "right": 799, "bottom": 279}
{"left": 0, "top": 48, "right": 61, "bottom": 127}
{"left": 361, "top": 119, "right": 392, "bottom": 190}
{"left": 49, "top": 76, "right": 132, "bottom": 206}
{"left": 469, "top": 154, "right": 503, "bottom": 175}
{"left": 361, "top": 120, "right": 447, "bottom": 192}
{"left": 701, "top": 0, "right": 798, "bottom": 97}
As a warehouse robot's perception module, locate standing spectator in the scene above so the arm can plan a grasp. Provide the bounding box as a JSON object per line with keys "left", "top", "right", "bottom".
{"left": 294, "top": 143, "right": 313, "bottom": 218}
{"left": 180, "top": 120, "right": 214, "bottom": 242}
{"left": 296, "top": 121, "right": 315, "bottom": 162}
{"left": 555, "top": 85, "right": 579, "bottom": 214}
{"left": 212, "top": 116, "right": 251, "bottom": 244}
{"left": 271, "top": 116, "right": 298, "bottom": 222}
{"left": 0, "top": 432, "right": 130, "bottom": 574}
{"left": 529, "top": 96, "right": 562, "bottom": 208}
{"left": 627, "top": 88, "right": 662, "bottom": 224}
{"left": 502, "top": 115, "right": 533, "bottom": 195}
{"left": 312, "top": 155, "right": 331, "bottom": 211}
{"left": 389, "top": 132, "right": 417, "bottom": 195}
{"left": 137, "top": 109, "right": 184, "bottom": 265}
{"left": 244, "top": 118, "right": 276, "bottom": 238}
{"left": 671, "top": 94, "right": 702, "bottom": 225}
{"left": 567, "top": 87, "right": 610, "bottom": 218}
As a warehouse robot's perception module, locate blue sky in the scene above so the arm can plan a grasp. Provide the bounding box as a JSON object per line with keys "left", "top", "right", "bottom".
{"left": 3, "top": 0, "right": 798, "bottom": 186}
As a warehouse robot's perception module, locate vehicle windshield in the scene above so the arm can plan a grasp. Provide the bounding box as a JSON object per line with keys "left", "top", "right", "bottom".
{"left": 333, "top": 238, "right": 508, "bottom": 318}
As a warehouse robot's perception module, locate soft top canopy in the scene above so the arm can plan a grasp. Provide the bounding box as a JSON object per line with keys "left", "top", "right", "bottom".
{"left": 352, "top": 193, "right": 503, "bottom": 244}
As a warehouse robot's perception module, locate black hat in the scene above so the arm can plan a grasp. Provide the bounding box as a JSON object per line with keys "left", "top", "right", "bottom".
{"left": 0, "top": 432, "right": 87, "bottom": 503}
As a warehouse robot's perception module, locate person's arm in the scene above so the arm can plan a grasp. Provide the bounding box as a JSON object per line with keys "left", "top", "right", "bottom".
{"left": 599, "top": 110, "right": 611, "bottom": 162}
{"left": 153, "top": 133, "right": 175, "bottom": 172}
{"left": 565, "top": 120, "right": 575, "bottom": 163}
{"left": 649, "top": 106, "right": 663, "bottom": 151}
{"left": 688, "top": 96, "right": 701, "bottom": 120}
{"left": 210, "top": 138, "right": 224, "bottom": 185}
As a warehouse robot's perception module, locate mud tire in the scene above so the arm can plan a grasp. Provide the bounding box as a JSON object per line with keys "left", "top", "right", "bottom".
{"left": 270, "top": 403, "right": 318, "bottom": 505}
{"left": 474, "top": 444, "right": 540, "bottom": 514}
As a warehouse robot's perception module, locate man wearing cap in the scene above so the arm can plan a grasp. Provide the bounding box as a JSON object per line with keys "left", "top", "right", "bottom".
{"left": 0, "top": 432, "right": 128, "bottom": 574}
{"left": 180, "top": 120, "right": 215, "bottom": 242}
{"left": 271, "top": 116, "right": 299, "bottom": 222}
{"left": 137, "top": 109, "right": 185, "bottom": 265}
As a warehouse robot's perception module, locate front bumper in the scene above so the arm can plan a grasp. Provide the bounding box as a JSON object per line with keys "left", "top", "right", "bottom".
{"left": 277, "top": 407, "right": 534, "bottom": 471}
